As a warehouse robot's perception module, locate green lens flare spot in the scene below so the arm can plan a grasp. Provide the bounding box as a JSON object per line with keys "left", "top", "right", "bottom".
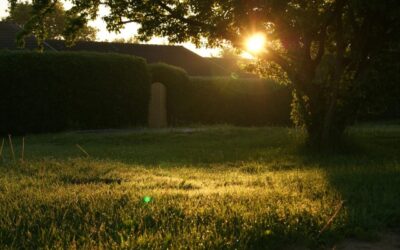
{"left": 143, "top": 196, "right": 152, "bottom": 203}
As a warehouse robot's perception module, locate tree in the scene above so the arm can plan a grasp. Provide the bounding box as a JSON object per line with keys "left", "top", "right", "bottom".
{"left": 357, "top": 40, "right": 400, "bottom": 121}
{"left": 111, "top": 37, "right": 139, "bottom": 43}
{"left": 6, "top": 1, "right": 97, "bottom": 47}
{"left": 12, "top": 0, "right": 400, "bottom": 147}
{"left": 218, "top": 47, "right": 240, "bottom": 59}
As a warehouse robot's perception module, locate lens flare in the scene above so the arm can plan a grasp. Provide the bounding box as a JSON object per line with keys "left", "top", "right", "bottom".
{"left": 246, "top": 33, "right": 266, "bottom": 54}
{"left": 143, "top": 196, "right": 152, "bottom": 203}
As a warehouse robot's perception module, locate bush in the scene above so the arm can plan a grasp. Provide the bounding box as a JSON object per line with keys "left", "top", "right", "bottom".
{"left": 149, "top": 63, "right": 292, "bottom": 126}
{"left": 0, "top": 51, "right": 150, "bottom": 135}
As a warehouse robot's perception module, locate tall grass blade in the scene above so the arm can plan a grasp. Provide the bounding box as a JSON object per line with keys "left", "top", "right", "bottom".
{"left": 21, "top": 137, "right": 25, "bottom": 162}
{"left": 0, "top": 138, "right": 4, "bottom": 160}
{"left": 76, "top": 144, "right": 90, "bottom": 158}
{"left": 8, "top": 135, "right": 15, "bottom": 162}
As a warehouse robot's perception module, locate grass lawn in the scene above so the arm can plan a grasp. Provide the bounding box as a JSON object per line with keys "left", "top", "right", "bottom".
{"left": 0, "top": 123, "right": 399, "bottom": 249}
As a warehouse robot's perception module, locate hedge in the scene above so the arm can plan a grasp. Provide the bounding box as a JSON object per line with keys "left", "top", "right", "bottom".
{"left": 148, "top": 63, "right": 191, "bottom": 124}
{"left": 0, "top": 51, "right": 150, "bottom": 135}
{"left": 149, "top": 63, "right": 292, "bottom": 126}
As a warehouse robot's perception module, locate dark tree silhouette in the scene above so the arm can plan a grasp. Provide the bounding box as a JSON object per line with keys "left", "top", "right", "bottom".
{"left": 11, "top": 0, "right": 400, "bottom": 147}
{"left": 6, "top": 1, "right": 97, "bottom": 48}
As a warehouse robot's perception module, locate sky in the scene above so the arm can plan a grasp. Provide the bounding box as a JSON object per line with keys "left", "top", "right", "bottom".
{"left": 0, "top": 1, "right": 221, "bottom": 57}
{"left": 0, "top": 1, "right": 7, "bottom": 19}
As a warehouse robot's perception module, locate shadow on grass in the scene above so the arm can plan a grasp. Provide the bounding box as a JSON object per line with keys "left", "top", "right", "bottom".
{"left": 60, "top": 176, "right": 122, "bottom": 185}
{"left": 9, "top": 127, "right": 297, "bottom": 167}
{"left": 294, "top": 127, "right": 400, "bottom": 243}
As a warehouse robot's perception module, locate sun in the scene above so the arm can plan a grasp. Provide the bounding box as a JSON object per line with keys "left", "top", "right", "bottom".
{"left": 246, "top": 33, "right": 266, "bottom": 54}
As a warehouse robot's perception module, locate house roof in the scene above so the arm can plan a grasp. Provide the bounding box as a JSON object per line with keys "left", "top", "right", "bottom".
{"left": 208, "top": 57, "right": 258, "bottom": 78}
{"left": 0, "top": 21, "right": 55, "bottom": 51}
{"left": 1, "top": 21, "right": 256, "bottom": 77}
{"left": 46, "top": 39, "right": 229, "bottom": 76}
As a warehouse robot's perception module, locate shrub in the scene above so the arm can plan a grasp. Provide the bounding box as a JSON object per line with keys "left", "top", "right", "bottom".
{"left": 0, "top": 51, "right": 150, "bottom": 135}
{"left": 149, "top": 63, "right": 291, "bottom": 126}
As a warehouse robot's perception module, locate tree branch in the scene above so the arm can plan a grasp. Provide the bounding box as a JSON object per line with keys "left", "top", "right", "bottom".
{"left": 313, "top": 0, "right": 349, "bottom": 65}
{"left": 155, "top": 0, "right": 213, "bottom": 29}
{"left": 259, "top": 48, "right": 299, "bottom": 84}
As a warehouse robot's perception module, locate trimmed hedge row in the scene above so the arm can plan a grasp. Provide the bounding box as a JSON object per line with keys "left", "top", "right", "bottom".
{"left": 0, "top": 51, "right": 150, "bottom": 135}
{"left": 1, "top": 54, "right": 291, "bottom": 135}
{"left": 149, "top": 63, "right": 292, "bottom": 126}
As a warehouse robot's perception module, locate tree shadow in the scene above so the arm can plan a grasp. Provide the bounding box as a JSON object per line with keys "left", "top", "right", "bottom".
{"left": 294, "top": 128, "right": 400, "bottom": 242}
{"left": 20, "top": 127, "right": 298, "bottom": 167}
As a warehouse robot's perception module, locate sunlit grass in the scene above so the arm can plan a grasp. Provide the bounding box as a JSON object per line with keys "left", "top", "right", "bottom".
{"left": 0, "top": 123, "right": 399, "bottom": 249}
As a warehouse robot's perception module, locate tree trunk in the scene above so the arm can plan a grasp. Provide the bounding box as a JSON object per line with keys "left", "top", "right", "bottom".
{"left": 293, "top": 53, "right": 349, "bottom": 149}
{"left": 293, "top": 80, "right": 346, "bottom": 149}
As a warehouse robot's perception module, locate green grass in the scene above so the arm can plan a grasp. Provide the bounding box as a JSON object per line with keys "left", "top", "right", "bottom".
{"left": 0, "top": 123, "right": 399, "bottom": 249}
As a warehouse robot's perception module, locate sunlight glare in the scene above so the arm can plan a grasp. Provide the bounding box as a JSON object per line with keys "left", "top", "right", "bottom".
{"left": 246, "top": 33, "right": 266, "bottom": 54}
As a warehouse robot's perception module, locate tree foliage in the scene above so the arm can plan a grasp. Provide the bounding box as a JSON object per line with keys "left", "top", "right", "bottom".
{"left": 6, "top": 1, "right": 97, "bottom": 48}
{"left": 12, "top": 0, "right": 400, "bottom": 147}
